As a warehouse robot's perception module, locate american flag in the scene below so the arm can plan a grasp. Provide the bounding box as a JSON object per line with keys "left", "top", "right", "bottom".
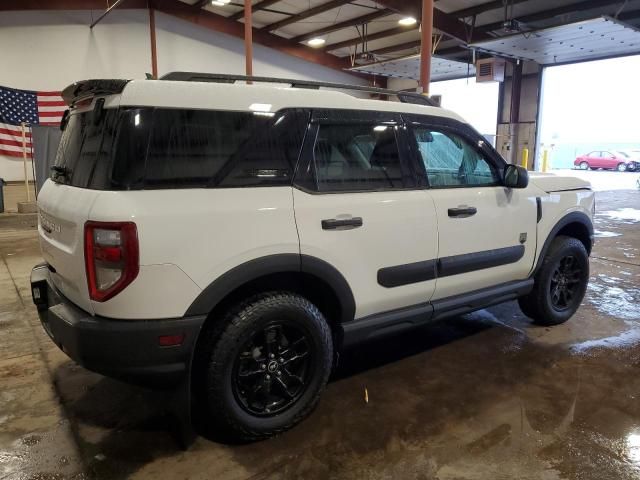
{"left": 0, "top": 85, "right": 66, "bottom": 158}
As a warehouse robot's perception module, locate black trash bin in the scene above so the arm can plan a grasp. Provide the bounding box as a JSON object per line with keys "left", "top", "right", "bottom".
{"left": 0, "top": 178, "right": 5, "bottom": 214}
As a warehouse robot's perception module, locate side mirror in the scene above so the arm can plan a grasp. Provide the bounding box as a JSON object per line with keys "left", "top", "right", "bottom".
{"left": 504, "top": 164, "right": 529, "bottom": 189}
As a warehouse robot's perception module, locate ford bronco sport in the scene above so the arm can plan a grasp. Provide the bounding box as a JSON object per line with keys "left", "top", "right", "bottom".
{"left": 31, "top": 73, "right": 594, "bottom": 441}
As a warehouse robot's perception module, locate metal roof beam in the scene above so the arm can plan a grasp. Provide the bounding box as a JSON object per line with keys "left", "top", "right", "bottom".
{"left": 262, "top": 0, "right": 354, "bottom": 32}
{"left": 150, "top": 0, "right": 359, "bottom": 73}
{"left": 370, "top": 39, "right": 421, "bottom": 56}
{"left": 477, "top": 0, "right": 627, "bottom": 33}
{"left": 228, "top": 0, "right": 281, "bottom": 21}
{"left": 324, "top": 24, "right": 419, "bottom": 51}
{"left": 373, "top": 0, "right": 491, "bottom": 42}
{"left": 451, "top": 0, "right": 529, "bottom": 19}
{"left": 290, "top": 8, "right": 393, "bottom": 43}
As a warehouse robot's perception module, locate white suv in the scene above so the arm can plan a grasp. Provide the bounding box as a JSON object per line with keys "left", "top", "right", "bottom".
{"left": 31, "top": 73, "right": 595, "bottom": 441}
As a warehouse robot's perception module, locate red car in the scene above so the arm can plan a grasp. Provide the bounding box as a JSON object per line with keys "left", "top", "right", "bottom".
{"left": 574, "top": 151, "right": 637, "bottom": 171}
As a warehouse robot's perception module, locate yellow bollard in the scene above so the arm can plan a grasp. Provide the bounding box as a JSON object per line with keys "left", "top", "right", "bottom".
{"left": 542, "top": 149, "right": 549, "bottom": 172}
{"left": 521, "top": 148, "right": 529, "bottom": 169}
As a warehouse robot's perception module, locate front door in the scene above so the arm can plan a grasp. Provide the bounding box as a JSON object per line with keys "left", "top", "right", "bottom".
{"left": 405, "top": 116, "right": 538, "bottom": 300}
{"left": 293, "top": 110, "right": 438, "bottom": 320}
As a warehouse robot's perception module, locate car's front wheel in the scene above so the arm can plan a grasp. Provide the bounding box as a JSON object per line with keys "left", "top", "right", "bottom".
{"left": 197, "top": 292, "right": 333, "bottom": 441}
{"left": 518, "top": 236, "right": 589, "bottom": 326}
{"left": 579, "top": 161, "right": 589, "bottom": 170}
{"left": 617, "top": 163, "right": 627, "bottom": 172}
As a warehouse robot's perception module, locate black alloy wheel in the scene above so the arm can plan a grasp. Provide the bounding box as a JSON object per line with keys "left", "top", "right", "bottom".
{"left": 232, "top": 322, "right": 314, "bottom": 416}
{"left": 518, "top": 235, "right": 589, "bottom": 326}
{"left": 549, "top": 255, "right": 583, "bottom": 311}
{"left": 197, "top": 292, "right": 333, "bottom": 441}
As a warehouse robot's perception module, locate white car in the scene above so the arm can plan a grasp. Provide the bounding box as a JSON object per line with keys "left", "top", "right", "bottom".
{"left": 31, "top": 74, "right": 595, "bottom": 441}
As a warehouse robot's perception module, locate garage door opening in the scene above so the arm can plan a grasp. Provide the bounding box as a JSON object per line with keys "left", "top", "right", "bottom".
{"left": 538, "top": 54, "right": 640, "bottom": 189}
{"left": 430, "top": 77, "right": 500, "bottom": 144}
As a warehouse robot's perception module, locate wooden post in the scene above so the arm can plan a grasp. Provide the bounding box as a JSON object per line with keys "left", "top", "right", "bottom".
{"left": 244, "top": 0, "right": 253, "bottom": 80}
{"left": 149, "top": 7, "right": 158, "bottom": 79}
{"left": 21, "top": 122, "right": 31, "bottom": 202}
{"left": 419, "top": 0, "right": 434, "bottom": 94}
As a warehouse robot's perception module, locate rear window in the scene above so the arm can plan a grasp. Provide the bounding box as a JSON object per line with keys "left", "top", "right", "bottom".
{"left": 52, "top": 107, "right": 309, "bottom": 190}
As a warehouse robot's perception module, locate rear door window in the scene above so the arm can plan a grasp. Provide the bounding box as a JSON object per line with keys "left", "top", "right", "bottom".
{"left": 310, "top": 123, "right": 407, "bottom": 192}
{"left": 139, "top": 109, "right": 307, "bottom": 188}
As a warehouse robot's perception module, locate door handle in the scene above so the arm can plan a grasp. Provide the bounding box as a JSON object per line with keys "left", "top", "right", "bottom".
{"left": 321, "top": 217, "right": 363, "bottom": 230}
{"left": 448, "top": 206, "right": 477, "bottom": 218}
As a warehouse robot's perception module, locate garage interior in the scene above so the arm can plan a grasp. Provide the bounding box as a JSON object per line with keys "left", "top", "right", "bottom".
{"left": 1, "top": 0, "right": 640, "bottom": 478}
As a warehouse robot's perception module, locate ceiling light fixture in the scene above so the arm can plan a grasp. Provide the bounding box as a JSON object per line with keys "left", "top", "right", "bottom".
{"left": 398, "top": 17, "right": 417, "bottom": 26}
{"left": 308, "top": 38, "right": 326, "bottom": 47}
{"left": 211, "top": 0, "right": 230, "bottom": 5}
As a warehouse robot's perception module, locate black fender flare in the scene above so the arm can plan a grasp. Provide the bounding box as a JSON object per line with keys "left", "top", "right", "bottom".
{"left": 533, "top": 211, "right": 594, "bottom": 275}
{"left": 184, "top": 253, "right": 356, "bottom": 324}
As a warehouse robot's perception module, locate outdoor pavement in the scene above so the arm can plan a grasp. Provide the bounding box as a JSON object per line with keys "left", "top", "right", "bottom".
{"left": 0, "top": 187, "right": 639, "bottom": 480}
{"left": 554, "top": 168, "right": 640, "bottom": 191}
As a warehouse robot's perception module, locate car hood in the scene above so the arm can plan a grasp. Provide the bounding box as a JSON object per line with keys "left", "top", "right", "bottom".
{"left": 528, "top": 172, "right": 592, "bottom": 193}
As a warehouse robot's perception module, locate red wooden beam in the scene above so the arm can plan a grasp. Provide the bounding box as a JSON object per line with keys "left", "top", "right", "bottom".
{"left": 0, "top": 0, "right": 148, "bottom": 9}
{"left": 149, "top": 7, "right": 158, "bottom": 78}
{"left": 244, "top": 0, "right": 252, "bottom": 77}
{"left": 420, "top": 0, "right": 433, "bottom": 92}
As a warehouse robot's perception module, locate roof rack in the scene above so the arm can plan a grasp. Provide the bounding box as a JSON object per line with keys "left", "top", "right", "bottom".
{"left": 159, "top": 72, "right": 439, "bottom": 107}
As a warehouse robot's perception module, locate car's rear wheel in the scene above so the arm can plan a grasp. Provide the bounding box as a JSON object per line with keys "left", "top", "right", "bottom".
{"left": 518, "top": 235, "right": 589, "bottom": 326}
{"left": 197, "top": 292, "right": 333, "bottom": 441}
{"left": 617, "top": 162, "right": 627, "bottom": 172}
{"left": 579, "top": 161, "right": 589, "bottom": 170}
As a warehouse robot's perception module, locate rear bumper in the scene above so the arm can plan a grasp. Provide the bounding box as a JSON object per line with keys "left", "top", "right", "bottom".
{"left": 30, "top": 263, "right": 206, "bottom": 387}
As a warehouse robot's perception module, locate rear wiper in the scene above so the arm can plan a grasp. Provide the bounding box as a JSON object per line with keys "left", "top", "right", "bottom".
{"left": 50, "top": 165, "right": 71, "bottom": 178}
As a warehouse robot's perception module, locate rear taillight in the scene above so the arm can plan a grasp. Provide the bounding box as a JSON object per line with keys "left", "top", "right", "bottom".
{"left": 84, "top": 221, "right": 139, "bottom": 302}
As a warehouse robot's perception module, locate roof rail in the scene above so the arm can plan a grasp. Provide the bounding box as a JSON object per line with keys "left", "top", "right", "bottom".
{"left": 159, "top": 72, "right": 439, "bottom": 107}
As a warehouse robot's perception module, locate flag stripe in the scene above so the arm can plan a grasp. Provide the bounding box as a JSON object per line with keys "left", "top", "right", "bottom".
{"left": 37, "top": 100, "right": 66, "bottom": 107}
{"left": 0, "top": 127, "right": 32, "bottom": 138}
{"left": 39, "top": 121, "right": 62, "bottom": 126}
{"left": 37, "top": 91, "right": 62, "bottom": 97}
{"left": 0, "top": 148, "right": 27, "bottom": 158}
{"left": 0, "top": 132, "right": 33, "bottom": 143}
{"left": 39, "top": 111, "right": 63, "bottom": 118}
{"left": 0, "top": 138, "right": 32, "bottom": 148}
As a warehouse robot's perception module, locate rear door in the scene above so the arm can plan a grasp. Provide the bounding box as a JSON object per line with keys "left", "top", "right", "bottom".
{"left": 293, "top": 110, "right": 438, "bottom": 320}
{"left": 405, "top": 115, "right": 537, "bottom": 300}
{"left": 37, "top": 100, "right": 119, "bottom": 313}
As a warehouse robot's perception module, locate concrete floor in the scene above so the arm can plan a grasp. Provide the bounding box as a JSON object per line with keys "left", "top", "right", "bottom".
{"left": 0, "top": 187, "right": 639, "bottom": 480}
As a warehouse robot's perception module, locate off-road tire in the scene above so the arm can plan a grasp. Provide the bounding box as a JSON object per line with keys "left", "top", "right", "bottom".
{"left": 518, "top": 235, "right": 589, "bottom": 326}
{"left": 197, "top": 292, "right": 333, "bottom": 441}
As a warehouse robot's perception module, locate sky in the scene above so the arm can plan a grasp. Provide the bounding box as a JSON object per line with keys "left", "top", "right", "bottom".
{"left": 539, "top": 55, "right": 640, "bottom": 145}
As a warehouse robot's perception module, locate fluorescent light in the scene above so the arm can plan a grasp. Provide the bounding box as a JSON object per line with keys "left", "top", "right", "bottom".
{"left": 134, "top": 113, "right": 140, "bottom": 126}
{"left": 398, "top": 17, "right": 417, "bottom": 26}
{"left": 308, "top": 38, "right": 326, "bottom": 47}
{"left": 249, "top": 103, "right": 272, "bottom": 112}
{"left": 211, "top": 0, "right": 230, "bottom": 5}
{"left": 373, "top": 125, "right": 388, "bottom": 131}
